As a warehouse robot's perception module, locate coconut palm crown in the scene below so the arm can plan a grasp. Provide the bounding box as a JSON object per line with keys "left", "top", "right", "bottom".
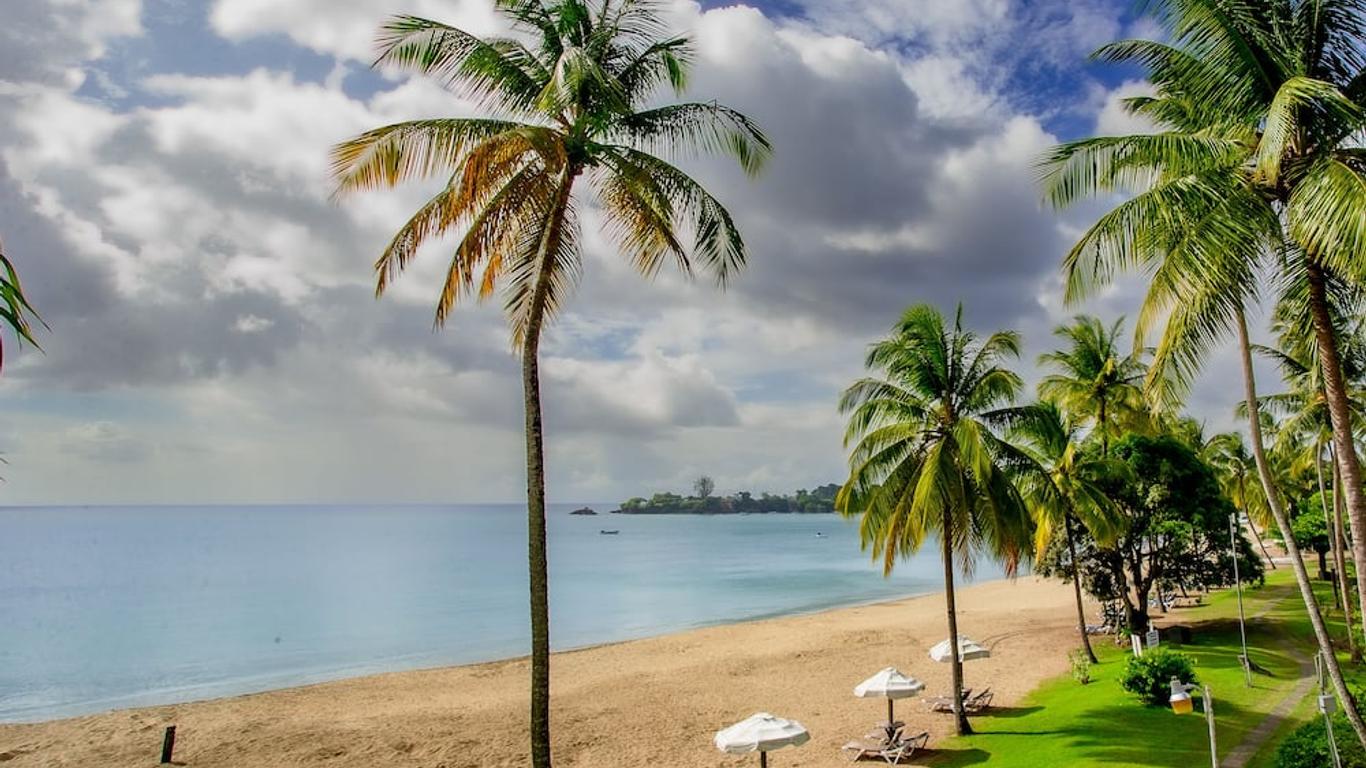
{"left": 1037, "top": 315, "right": 1150, "bottom": 455}
{"left": 331, "top": 0, "right": 771, "bottom": 338}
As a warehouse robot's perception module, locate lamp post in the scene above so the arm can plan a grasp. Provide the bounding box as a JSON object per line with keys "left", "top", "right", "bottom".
{"left": 1170, "top": 678, "right": 1217, "bottom": 768}
{"left": 1230, "top": 513, "right": 1251, "bottom": 686}
{"left": 1317, "top": 653, "right": 1343, "bottom": 768}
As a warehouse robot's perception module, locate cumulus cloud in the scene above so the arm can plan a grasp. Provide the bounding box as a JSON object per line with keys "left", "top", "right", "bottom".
{"left": 210, "top": 0, "right": 502, "bottom": 61}
{"left": 0, "top": 0, "right": 1256, "bottom": 506}
{"left": 0, "top": 0, "right": 142, "bottom": 89}
{"left": 1095, "top": 79, "right": 1158, "bottom": 136}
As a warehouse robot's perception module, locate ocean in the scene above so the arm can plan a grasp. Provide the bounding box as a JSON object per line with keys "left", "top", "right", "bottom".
{"left": 0, "top": 504, "right": 1003, "bottom": 723}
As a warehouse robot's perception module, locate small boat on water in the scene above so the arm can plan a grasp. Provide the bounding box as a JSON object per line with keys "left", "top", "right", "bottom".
{"left": 599, "top": 529, "right": 620, "bottom": 535}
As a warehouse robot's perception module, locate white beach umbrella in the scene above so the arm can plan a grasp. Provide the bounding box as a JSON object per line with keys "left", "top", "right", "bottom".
{"left": 714, "top": 712, "right": 810, "bottom": 767}
{"left": 928, "top": 635, "right": 990, "bottom": 663}
{"left": 854, "top": 666, "right": 925, "bottom": 723}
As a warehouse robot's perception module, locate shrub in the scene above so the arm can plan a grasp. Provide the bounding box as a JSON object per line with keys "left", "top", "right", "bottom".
{"left": 1275, "top": 712, "right": 1366, "bottom": 768}
{"left": 1119, "top": 648, "right": 1196, "bottom": 706}
{"left": 1069, "top": 649, "right": 1092, "bottom": 685}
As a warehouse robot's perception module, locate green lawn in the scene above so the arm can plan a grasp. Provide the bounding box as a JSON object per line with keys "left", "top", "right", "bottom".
{"left": 1244, "top": 571, "right": 1365, "bottom": 768}
{"left": 925, "top": 568, "right": 1356, "bottom": 767}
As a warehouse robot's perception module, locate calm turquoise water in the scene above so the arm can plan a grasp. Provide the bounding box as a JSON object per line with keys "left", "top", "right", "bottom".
{"left": 0, "top": 504, "right": 1002, "bottom": 722}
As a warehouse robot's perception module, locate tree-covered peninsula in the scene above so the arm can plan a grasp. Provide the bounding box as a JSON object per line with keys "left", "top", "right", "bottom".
{"left": 612, "top": 481, "right": 839, "bottom": 515}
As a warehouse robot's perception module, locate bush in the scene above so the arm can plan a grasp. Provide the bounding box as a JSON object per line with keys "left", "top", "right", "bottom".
{"left": 1119, "top": 648, "right": 1197, "bottom": 706}
{"left": 1069, "top": 649, "right": 1092, "bottom": 685}
{"left": 1275, "top": 712, "right": 1366, "bottom": 768}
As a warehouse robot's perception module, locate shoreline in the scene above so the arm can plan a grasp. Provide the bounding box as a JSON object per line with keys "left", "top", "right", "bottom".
{"left": 0, "top": 575, "right": 1083, "bottom": 767}
{"left": 0, "top": 583, "right": 965, "bottom": 727}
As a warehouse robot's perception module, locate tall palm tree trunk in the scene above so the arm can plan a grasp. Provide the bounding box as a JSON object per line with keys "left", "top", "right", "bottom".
{"left": 1332, "top": 446, "right": 1361, "bottom": 662}
{"left": 1065, "top": 513, "right": 1098, "bottom": 663}
{"left": 1317, "top": 440, "right": 1339, "bottom": 591}
{"left": 1306, "top": 262, "right": 1366, "bottom": 650}
{"left": 1098, "top": 398, "right": 1108, "bottom": 458}
{"left": 1237, "top": 308, "right": 1366, "bottom": 746}
{"left": 941, "top": 508, "right": 971, "bottom": 736}
{"left": 522, "top": 166, "right": 578, "bottom": 768}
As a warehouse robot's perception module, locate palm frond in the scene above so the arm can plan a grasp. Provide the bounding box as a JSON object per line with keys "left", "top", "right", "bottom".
{"left": 330, "top": 119, "right": 530, "bottom": 196}
{"left": 1288, "top": 156, "right": 1366, "bottom": 279}
{"left": 374, "top": 15, "right": 546, "bottom": 115}
{"left": 616, "top": 102, "right": 771, "bottom": 176}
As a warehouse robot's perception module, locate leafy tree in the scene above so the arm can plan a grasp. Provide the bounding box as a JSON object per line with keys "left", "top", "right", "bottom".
{"left": 1009, "top": 401, "right": 1127, "bottom": 664}
{"left": 837, "top": 304, "right": 1034, "bottom": 735}
{"left": 1292, "top": 494, "right": 1332, "bottom": 579}
{"left": 693, "top": 475, "right": 715, "bottom": 499}
{"left": 1043, "top": 434, "right": 1263, "bottom": 631}
{"left": 330, "top": 3, "right": 769, "bottom": 764}
{"left": 1038, "top": 0, "right": 1366, "bottom": 743}
{"left": 1038, "top": 315, "right": 1150, "bottom": 456}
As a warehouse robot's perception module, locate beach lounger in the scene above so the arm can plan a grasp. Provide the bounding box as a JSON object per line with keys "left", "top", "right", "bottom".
{"left": 964, "top": 688, "right": 993, "bottom": 712}
{"left": 924, "top": 688, "right": 972, "bottom": 713}
{"left": 841, "top": 730, "right": 928, "bottom": 764}
{"left": 926, "top": 688, "right": 992, "bottom": 714}
{"left": 867, "top": 721, "right": 906, "bottom": 742}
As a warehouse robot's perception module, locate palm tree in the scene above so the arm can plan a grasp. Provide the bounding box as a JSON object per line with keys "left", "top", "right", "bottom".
{"left": 836, "top": 304, "right": 1034, "bottom": 736}
{"left": 1008, "top": 401, "right": 1126, "bottom": 664}
{"left": 0, "top": 235, "right": 42, "bottom": 373}
{"left": 1038, "top": 0, "right": 1366, "bottom": 744}
{"left": 329, "top": 3, "right": 769, "bottom": 764}
{"left": 1202, "top": 431, "right": 1277, "bottom": 568}
{"left": 1037, "top": 316, "right": 1149, "bottom": 456}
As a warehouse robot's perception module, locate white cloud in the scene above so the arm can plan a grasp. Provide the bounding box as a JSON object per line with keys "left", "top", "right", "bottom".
{"left": 1095, "top": 79, "right": 1158, "bottom": 136}
{"left": 210, "top": 0, "right": 503, "bottom": 61}
{"left": 0, "top": 0, "right": 142, "bottom": 89}
{"left": 234, "top": 314, "right": 275, "bottom": 333}
{"left": 0, "top": 0, "right": 1263, "bottom": 506}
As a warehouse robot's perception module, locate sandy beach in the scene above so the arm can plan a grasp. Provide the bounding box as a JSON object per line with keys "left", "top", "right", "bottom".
{"left": 0, "top": 577, "right": 1082, "bottom": 767}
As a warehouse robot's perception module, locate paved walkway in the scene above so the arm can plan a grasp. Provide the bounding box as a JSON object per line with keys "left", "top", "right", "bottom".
{"left": 1219, "top": 593, "right": 1316, "bottom": 768}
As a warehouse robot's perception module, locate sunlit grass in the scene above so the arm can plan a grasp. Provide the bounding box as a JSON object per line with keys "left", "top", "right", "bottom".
{"left": 927, "top": 568, "right": 1347, "bottom": 767}
{"left": 1244, "top": 569, "right": 1364, "bottom": 768}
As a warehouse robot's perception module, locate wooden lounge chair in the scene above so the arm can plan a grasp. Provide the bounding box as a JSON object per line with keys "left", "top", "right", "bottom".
{"left": 841, "top": 730, "right": 928, "bottom": 764}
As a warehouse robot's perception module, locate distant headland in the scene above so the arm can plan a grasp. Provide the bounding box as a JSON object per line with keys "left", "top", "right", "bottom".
{"left": 610, "top": 480, "right": 840, "bottom": 515}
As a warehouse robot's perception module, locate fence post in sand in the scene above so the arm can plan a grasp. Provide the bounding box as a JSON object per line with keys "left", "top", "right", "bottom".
{"left": 160, "top": 725, "right": 176, "bottom": 764}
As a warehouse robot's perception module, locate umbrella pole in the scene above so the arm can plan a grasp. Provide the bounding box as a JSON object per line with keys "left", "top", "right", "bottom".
{"left": 759, "top": 751, "right": 767, "bottom": 768}
{"left": 888, "top": 698, "right": 895, "bottom": 726}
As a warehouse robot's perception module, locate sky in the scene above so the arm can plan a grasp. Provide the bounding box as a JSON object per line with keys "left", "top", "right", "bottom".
{"left": 0, "top": 0, "right": 1276, "bottom": 505}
